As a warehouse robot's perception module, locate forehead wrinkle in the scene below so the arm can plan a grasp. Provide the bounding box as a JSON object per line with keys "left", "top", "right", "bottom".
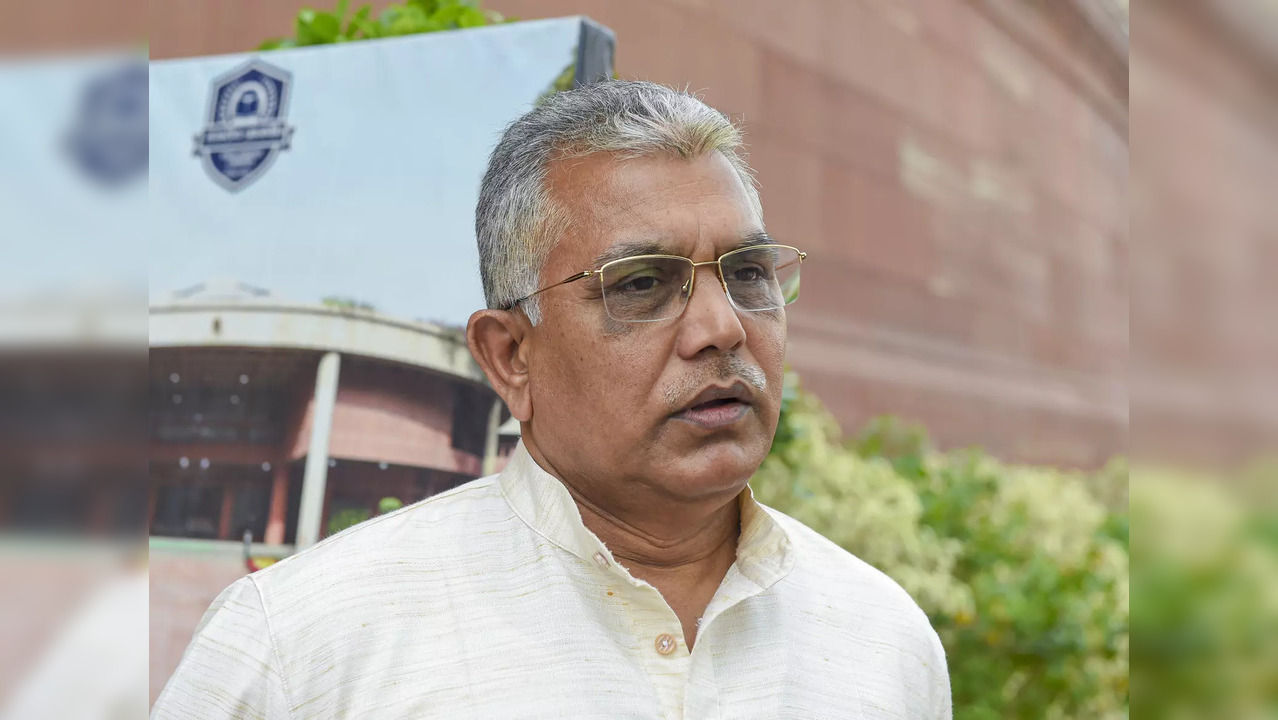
{"left": 556, "top": 154, "right": 767, "bottom": 279}
{"left": 590, "top": 162, "right": 720, "bottom": 223}
{"left": 547, "top": 172, "right": 630, "bottom": 273}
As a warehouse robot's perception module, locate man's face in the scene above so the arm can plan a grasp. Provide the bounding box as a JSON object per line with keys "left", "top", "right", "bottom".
{"left": 524, "top": 151, "right": 787, "bottom": 502}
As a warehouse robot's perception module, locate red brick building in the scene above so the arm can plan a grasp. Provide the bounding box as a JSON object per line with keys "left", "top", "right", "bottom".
{"left": 148, "top": 280, "right": 516, "bottom": 695}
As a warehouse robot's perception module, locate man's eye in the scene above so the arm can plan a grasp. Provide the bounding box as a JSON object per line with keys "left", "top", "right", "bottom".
{"left": 615, "top": 275, "right": 661, "bottom": 293}
{"left": 733, "top": 266, "right": 767, "bottom": 282}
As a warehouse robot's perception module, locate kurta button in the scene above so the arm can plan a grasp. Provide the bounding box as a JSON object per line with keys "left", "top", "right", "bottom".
{"left": 655, "top": 633, "right": 677, "bottom": 655}
{"left": 593, "top": 552, "right": 609, "bottom": 569}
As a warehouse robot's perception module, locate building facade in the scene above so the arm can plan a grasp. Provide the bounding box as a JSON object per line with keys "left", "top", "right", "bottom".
{"left": 148, "top": 281, "right": 514, "bottom": 695}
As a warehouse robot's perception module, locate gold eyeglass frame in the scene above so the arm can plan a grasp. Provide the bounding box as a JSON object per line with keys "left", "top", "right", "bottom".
{"left": 508, "top": 244, "right": 807, "bottom": 323}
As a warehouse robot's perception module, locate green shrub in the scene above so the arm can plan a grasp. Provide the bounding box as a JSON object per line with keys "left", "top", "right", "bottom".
{"left": 1130, "top": 467, "right": 1278, "bottom": 718}
{"left": 752, "top": 375, "right": 970, "bottom": 619}
{"left": 753, "top": 373, "right": 1129, "bottom": 719}
{"left": 326, "top": 507, "right": 371, "bottom": 536}
{"left": 259, "top": 0, "right": 508, "bottom": 51}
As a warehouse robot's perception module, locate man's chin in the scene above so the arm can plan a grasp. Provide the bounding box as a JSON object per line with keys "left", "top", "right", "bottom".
{"left": 655, "top": 439, "right": 767, "bottom": 500}
{"left": 663, "top": 410, "right": 770, "bottom": 455}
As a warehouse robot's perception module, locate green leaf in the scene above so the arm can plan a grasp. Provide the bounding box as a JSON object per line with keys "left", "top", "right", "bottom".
{"left": 353, "top": 17, "right": 382, "bottom": 38}
{"left": 430, "top": 1, "right": 462, "bottom": 28}
{"left": 384, "top": 3, "right": 434, "bottom": 34}
{"left": 295, "top": 8, "right": 317, "bottom": 41}
{"left": 405, "top": 0, "right": 440, "bottom": 14}
{"left": 258, "top": 37, "right": 292, "bottom": 51}
{"left": 296, "top": 8, "right": 343, "bottom": 45}
{"left": 456, "top": 6, "right": 487, "bottom": 28}
{"left": 347, "top": 5, "right": 372, "bottom": 36}
{"left": 312, "top": 12, "right": 343, "bottom": 41}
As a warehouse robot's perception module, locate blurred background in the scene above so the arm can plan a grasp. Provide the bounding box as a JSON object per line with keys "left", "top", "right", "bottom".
{"left": 149, "top": 0, "right": 1131, "bottom": 469}
{"left": 0, "top": 0, "right": 1275, "bottom": 718}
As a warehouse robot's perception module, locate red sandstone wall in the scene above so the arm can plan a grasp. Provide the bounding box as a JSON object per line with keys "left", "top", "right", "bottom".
{"left": 327, "top": 363, "right": 483, "bottom": 476}
{"left": 498, "top": 0, "right": 1129, "bottom": 468}
{"left": 1129, "top": 4, "right": 1278, "bottom": 468}
{"left": 146, "top": 0, "right": 1129, "bottom": 467}
{"left": 286, "top": 360, "right": 484, "bottom": 476}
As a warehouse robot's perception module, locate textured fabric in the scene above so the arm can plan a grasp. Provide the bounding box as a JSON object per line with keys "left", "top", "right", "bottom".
{"left": 152, "top": 443, "right": 952, "bottom": 719}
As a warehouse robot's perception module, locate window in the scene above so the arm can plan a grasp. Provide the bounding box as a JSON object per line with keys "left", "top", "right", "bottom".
{"left": 450, "top": 385, "right": 490, "bottom": 456}
{"left": 151, "top": 485, "right": 223, "bottom": 539}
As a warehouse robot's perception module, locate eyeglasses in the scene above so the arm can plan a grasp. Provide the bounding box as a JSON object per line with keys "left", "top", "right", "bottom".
{"left": 509, "top": 244, "right": 806, "bottom": 323}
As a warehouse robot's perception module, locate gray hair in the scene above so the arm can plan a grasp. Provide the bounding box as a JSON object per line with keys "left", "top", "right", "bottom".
{"left": 475, "top": 80, "right": 763, "bottom": 324}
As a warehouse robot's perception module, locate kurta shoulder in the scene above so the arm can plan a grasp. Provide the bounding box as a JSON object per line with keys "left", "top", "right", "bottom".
{"left": 249, "top": 474, "right": 506, "bottom": 599}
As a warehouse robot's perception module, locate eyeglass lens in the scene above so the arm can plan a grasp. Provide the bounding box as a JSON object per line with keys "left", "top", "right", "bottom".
{"left": 599, "top": 245, "right": 802, "bottom": 323}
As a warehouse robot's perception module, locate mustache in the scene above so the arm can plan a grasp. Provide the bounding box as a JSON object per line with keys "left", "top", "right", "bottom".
{"left": 661, "top": 355, "right": 768, "bottom": 412}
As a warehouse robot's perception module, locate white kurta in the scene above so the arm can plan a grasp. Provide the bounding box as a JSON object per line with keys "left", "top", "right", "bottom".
{"left": 152, "top": 443, "right": 951, "bottom": 719}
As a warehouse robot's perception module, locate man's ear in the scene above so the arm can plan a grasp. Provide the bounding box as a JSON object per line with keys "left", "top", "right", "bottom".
{"left": 466, "top": 309, "right": 533, "bottom": 422}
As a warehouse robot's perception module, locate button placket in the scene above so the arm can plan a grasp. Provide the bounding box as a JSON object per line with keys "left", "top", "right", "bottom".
{"left": 592, "top": 551, "right": 610, "bottom": 570}
{"left": 624, "top": 589, "right": 691, "bottom": 717}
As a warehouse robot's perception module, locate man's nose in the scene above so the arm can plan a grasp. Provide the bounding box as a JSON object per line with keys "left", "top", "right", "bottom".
{"left": 675, "top": 265, "right": 747, "bottom": 358}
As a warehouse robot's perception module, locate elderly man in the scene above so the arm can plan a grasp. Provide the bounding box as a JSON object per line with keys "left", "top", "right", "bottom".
{"left": 152, "top": 81, "right": 951, "bottom": 719}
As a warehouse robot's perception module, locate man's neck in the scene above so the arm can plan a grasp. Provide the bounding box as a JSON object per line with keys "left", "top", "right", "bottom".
{"left": 523, "top": 441, "right": 743, "bottom": 648}
{"left": 567, "top": 482, "right": 741, "bottom": 649}
{"left": 564, "top": 481, "right": 742, "bottom": 571}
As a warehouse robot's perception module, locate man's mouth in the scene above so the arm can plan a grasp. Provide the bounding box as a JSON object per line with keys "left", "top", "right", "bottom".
{"left": 673, "top": 382, "right": 753, "bottom": 430}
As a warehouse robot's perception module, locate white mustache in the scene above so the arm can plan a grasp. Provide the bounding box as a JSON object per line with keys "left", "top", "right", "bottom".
{"left": 662, "top": 356, "right": 768, "bottom": 412}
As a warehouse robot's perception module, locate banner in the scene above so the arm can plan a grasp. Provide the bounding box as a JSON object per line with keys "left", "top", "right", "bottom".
{"left": 148, "top": 17, "right": 592, "bottom": 325}
{"left": 0, "top": 52, "right": 148, "bottom": 303}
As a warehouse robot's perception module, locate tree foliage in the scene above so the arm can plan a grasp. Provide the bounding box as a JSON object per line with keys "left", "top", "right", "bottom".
{"left": 753, "top": 372, "right": 1130, "bottom": 719}
{"left": 259, "top": 0, "right": 509, "bottom": 51}
{"left": 328, "top": 497, "right": 405, "bottom": 536}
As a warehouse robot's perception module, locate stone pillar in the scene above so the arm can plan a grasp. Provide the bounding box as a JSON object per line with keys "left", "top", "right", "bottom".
{"left": 263, "top": 461, "right": 289, "bottom": 545}
{"left": 218, "top": 486, "right": 236, "bottom": 540}
{"left": 296, "top": 351, "right": 341, "bottom": 549}
{"left": 481, "top": 396, "right": 503, "bottom": 477}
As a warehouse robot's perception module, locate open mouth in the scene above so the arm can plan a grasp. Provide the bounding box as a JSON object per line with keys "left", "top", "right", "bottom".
{"left": 691, "top": 398, "right": 741, "bottom": 411}
{"left": 675, "top": 392, "right": 751, "bottom": 430}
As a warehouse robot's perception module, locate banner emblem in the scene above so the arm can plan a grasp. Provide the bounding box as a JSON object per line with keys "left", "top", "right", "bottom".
{"left": 193, "top": 58, "right": 294, "bottom": 192}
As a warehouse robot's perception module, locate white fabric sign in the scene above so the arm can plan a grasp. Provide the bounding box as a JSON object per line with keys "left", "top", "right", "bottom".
{"left": 147, "top": 18, "right": 585, "bottom": 324}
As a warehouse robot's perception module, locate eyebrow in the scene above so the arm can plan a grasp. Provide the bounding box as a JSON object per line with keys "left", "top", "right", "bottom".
{"left": 591, "top": 240, "right": 667, "bottom": 268}
{"left": 739, "top": 230, "right": 775, "bottom": 248}
{"left": 590, "top": 230, "right": 776, "bottom": 268}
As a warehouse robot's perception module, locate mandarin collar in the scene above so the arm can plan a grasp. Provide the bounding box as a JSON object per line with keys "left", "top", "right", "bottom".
{"left": 497, "top": 441, "right": 795, "bottom": 589}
